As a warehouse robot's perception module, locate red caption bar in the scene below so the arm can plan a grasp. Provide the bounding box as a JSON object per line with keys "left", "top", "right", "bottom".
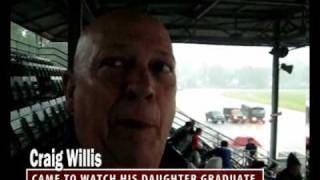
{"left": 27, "top": 169, "right": 264, "bottom": 180}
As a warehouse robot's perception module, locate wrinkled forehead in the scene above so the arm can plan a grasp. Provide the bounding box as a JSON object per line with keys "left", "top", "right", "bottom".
{"left": 90, "top": 13, "right": 171, "bottom": 40}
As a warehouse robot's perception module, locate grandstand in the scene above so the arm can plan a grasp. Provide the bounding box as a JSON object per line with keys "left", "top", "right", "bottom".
{"left": 10, "top": 1, "right": 309, "bottom": 180}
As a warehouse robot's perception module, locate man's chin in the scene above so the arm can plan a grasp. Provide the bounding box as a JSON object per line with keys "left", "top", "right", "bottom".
{"left": 102, "top": 130, "right": 164, "bottom": 168}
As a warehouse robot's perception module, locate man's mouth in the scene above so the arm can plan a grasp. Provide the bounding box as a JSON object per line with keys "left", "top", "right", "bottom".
{"left": 109, "top": 118, "right": 159, "bottom": 144}
{"left": 113, "top": 118, "right": 156, "bottom": 129}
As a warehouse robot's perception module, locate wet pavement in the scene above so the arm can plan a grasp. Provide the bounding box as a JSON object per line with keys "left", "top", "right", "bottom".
{"left": 176, "top": 88, "right": 309, "bottom": 158}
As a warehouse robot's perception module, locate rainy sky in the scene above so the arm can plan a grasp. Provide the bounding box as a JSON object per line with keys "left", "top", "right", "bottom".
{"left": 172, "top": 44, "right": 310, "bottom": 69}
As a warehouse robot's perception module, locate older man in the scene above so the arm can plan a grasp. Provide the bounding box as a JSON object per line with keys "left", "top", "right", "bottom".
{"left": 63, "top": 10, "right": 177, "bottom": 168}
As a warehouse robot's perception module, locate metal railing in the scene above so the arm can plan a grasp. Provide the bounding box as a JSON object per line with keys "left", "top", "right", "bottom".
{"left": 174, "top": 108, "right": 309, "bottom": 179}
{"left": 173, "top": 108, "right": 280, "bottom": 169}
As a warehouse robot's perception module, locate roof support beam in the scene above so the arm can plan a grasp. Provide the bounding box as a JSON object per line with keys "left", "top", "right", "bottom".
{"left": 12, "top": 10, "right": 44, "bottom": 33}
{"left": 84, "top": 0, "right": 101, "bottom": 16}
{"left": 20, "top": 10, "right": 58, "bottom": 24}
{"left": 223, "top": 0, "right": 307, "bottom": 8}
{"left": 235, "top": 4, "right": 248, "bottom": 13}
{"left": 195, "top": 0, "right": 222, "bottom": 20}
{"left": 166, "top": 24, "right": 273, "bottom": 33}
{"left": 55, "top": 26, "right": 68, "bottom": 37}
{"left": 68, "top": 0, "right": 80, "bottom": 70}
{"left": 81, "top": 0, "right": 96, "bottom": 25}
{"left": 40, "top": 22, "right": 66, "bottom": 33}
{"left": 288, "top": 20, "right": 300, "bottom": 30}
{"left": 171, "top": 35, "right": 272, "bottom": 44}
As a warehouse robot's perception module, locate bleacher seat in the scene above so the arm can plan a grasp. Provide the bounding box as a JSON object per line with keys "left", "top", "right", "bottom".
{"left": 32, "top": 112, "right": 47, "bottom": 142}
{"left": 10, "top": 126, "right": 22, "bottom": 158}
{"left": 20, "top": 117, "right": 36, "bottom": 148}
{"left": 11, "top": 51, "right": 67, "bottom": 78}
{"left": 11, "top": 81, "right": 23, "bottom": 109}
{"left": 205, "top": 156, "right": 223, "bottom": 168}
{"left": 10, "top": 50, "right": 68, "bottom": 162}
{"left": 22, "top": 79, "right": 32, "bottom": 103}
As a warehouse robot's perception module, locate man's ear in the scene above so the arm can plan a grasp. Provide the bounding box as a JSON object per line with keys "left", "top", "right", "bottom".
{"left": 63, "top": 71, "right": 75, "bottom": 114}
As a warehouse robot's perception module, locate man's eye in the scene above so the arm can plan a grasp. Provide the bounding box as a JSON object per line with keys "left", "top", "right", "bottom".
{"left": 152, "top": 62, "right": 173, "bottom": 74}
{"left": 114, "top": 60, "right": 123, "bottom": 67}
{"left": 99, "top": 58, "right": 124, "bottom": 68}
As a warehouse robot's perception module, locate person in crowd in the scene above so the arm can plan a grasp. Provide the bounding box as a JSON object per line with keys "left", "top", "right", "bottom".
{"left": 245, "top": 138, "right": 257, "bottom": 166}
{"left": 275, "top": 153, "right": 303, "bottom": 180}
{"left": 250, "top": 160, "right": 266, "bottom": 168}
{"left": 169, "top": 121, "right": 194, "bottom": 152}
{"left": 192, "top": 128, "right": 203, "bottom": 151}
{"left": 190, "top": 128, "right": 203, "bottom": 167}
{"left": 204, "top": 140, "right": 232, "bottom": 168}
{"left": 265, "top": 162, "right": 279, "bottom": 178}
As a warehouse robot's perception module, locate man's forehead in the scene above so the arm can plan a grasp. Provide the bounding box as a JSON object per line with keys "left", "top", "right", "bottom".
{"left": 84, "top": 11, "right": 169, "bottom": 37}
{"left": 92, "top": 43, "right": 175, "bottom": 64}
{"left": 81, "top": 12, "right": 173, "bottom": 52}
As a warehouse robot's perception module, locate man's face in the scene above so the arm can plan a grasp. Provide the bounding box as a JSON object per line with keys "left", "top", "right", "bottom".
{"left": 65, "top": 14, "right": 176, "bottom": 168}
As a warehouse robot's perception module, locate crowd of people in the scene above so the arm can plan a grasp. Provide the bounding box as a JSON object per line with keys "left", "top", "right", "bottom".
{"left": 169, "top": 122, "right": 236, "bottom": 168}
{"left": 169, "top": 120, "right": 304, "bottom": 180}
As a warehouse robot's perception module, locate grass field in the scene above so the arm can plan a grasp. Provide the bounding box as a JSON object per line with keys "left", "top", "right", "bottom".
{"left": 223, "top": 89, "right": 308, "bottom": 112}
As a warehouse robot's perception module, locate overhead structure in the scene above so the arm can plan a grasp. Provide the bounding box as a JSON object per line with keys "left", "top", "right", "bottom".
{"left": 12, "top": 0, "right": 309, "bottom": 47}
{"left": 11, "top": 0, "right": 68, "bottom": 42}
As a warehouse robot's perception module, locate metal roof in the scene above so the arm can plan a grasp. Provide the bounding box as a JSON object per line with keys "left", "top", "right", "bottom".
{"left": 11, "top": 0, "right": 309, "bottom": 47}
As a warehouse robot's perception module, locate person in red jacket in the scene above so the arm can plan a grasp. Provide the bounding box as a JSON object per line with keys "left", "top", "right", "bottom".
{"left": 191, "top": 128, "right": 203, "bottom": 167}
{"left": 192, "top": 128, "right": 203, "bottom": 150}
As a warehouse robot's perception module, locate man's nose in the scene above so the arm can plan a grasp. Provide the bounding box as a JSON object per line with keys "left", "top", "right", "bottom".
{"left": 124, "top": 68, "right": 155, "bottom": 101}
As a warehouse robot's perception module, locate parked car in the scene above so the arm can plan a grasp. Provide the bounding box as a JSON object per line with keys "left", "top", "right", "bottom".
{"left": 205, "top": 111, "right": 226, "bottom": 124}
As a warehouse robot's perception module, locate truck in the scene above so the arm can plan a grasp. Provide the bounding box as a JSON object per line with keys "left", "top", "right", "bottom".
{"left": 240, "top": 104, "right": 266, "bottom": 124}
{"left": 223, "top": 108, "right": 246, "bottom": 123}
